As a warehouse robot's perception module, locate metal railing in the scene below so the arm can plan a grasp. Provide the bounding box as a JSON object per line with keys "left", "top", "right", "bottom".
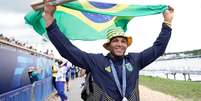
{"left": 0, "top": 77, "right": 53, "bottom": 101}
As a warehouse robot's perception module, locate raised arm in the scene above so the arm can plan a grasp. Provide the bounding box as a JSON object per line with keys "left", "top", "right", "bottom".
{"left": 43, "top": 0, "right": 55, "bottom": 28}
{"left": 139, "top": 6, "right": 174, "bottom": 69}
{"left": 43, "top": 0, "right": 92, "bottom": 69}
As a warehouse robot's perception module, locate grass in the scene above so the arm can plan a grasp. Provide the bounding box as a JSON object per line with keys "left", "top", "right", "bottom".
{"left": 139, "top": 76, "right": 201, "bottom": 101}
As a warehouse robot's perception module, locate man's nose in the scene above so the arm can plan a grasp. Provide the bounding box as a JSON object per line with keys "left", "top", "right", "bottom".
{"left": 116, "top": 41, "right": 123, "bottom": 46}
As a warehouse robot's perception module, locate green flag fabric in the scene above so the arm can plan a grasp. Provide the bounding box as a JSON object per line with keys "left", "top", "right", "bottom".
{"left": 24, "top": 0, "right": 168, "bottom": 41}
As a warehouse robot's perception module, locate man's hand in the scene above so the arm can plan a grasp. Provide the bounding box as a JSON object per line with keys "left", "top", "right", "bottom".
{"left": 163, "top": 6, "right": 174, "bottom": 26}
{"left": 43, "top": 0, "right": 56, "bottom": 27}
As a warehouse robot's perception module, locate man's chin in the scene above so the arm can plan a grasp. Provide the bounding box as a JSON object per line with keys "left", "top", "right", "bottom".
{"left": 114, "top": 53, "right": 124, "bottom": 57}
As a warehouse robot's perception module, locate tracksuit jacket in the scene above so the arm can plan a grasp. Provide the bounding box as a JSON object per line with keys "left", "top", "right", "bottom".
{"left": 46, "top": 20, "right": 172, "bottom": 101}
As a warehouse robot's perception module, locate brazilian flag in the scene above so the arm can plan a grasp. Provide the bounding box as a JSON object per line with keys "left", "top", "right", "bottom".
{"left": 24, "top": 0, "right": 167, "bottom": 40}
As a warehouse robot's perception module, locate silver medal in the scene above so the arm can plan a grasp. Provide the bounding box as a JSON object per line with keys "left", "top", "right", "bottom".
{"left": 122, "top": 97, "right": 128, "bottom": 101}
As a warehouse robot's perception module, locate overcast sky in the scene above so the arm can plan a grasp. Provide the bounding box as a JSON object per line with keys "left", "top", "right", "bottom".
{"left": 1, "top": 0, "right": 201, "bottom": 58}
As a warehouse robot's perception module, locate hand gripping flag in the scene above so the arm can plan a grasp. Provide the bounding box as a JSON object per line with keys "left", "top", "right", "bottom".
{"left": 24, "top": 0, "right": 168, "bottom": 41}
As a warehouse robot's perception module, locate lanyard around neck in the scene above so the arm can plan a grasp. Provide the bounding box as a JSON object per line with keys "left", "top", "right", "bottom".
{"left": 109, "top": 59, "right": 126, "bottom": 98}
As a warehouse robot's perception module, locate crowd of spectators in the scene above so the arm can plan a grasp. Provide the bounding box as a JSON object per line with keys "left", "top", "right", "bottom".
{"left": 0, "top": 33, "right": 36, "bottom": 50}
{"left": 0, "top": 33, "right": 54, "bottom": 57}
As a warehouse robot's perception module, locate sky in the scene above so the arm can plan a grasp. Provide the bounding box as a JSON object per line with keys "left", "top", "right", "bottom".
{"left": 0, "top": 0, "right": 201, "bottom": 58}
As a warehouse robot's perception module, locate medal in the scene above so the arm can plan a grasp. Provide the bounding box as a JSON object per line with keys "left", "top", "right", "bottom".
{"left": 122, "top": 97, "right": 128, "bottom": 101}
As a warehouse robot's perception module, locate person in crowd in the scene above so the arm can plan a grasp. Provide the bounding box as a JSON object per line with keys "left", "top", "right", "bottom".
{"left": 75, "top": 66, "right": 80, "bottom": 78}
{"left": 55, "top": 61, "right": 69, "bottom": 101}
{"left": 80, "top": 68, "right": 93, "bottom": 101}
{"left": 43, "top": 0, "right": 174, "bottom": 100}
{"left": 80, "top": 68, "right": 87, "bottom": 78}
{"left": 52, "top": 60, "right": 59, "bottom": 90}
{"left": 65, "top": 62, "right": 71, "bottom": 91}
{"left": 70, "top": 65, "right": 76, "bottom": 80}
{"left": 28, "top": 67, "right": 42, "bottom": 84}
{"left": 49, "top": 50, "right": 54, "bottom": 57}
{"left": 79, "top": 68, "right": 87, "bottom": 88}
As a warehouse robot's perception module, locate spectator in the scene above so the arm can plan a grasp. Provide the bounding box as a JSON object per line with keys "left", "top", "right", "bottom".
{"left": 28, "top": 67, "right": 41, "bottom": 84}
{"left": 55, "top": 61, "right": 69, "bottom": 101}
{"left": 52, "top": 61, "right": 59, "bottom": 90}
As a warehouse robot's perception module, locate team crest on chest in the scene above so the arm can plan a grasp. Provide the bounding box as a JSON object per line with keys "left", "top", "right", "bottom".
{"left": 125, "top": 63, "right": 133, "bottom": 72}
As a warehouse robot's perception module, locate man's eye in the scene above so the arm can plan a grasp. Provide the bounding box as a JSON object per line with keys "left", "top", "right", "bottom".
{"left": 112, "top": 39, "right": 118, "bottom": 42}
{"left": 122, "top": 40, "right": 127, "bottom": 43}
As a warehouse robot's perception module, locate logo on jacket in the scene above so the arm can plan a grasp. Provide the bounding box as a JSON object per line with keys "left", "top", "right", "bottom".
{"left": 105, "top": 66, "right": 111, "bottom": 72}
{"left": 125, "top": 63, "right": 133, "bottom": 72}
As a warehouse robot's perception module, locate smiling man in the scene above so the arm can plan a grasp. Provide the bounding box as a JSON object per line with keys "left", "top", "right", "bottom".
{"left": 103, "top": 27, "right": 132, "bottom": 57}
{"left": 43, "top": 0, "right": 174, "bottom": 100}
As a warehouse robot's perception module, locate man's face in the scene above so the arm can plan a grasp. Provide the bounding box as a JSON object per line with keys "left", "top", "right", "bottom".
{"left": 108, "top": 36, "right": 128, "bottom": 57}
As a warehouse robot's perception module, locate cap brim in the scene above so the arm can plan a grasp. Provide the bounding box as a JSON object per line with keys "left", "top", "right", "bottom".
{"left": 103, "top": 41, "right": 110, "bottom": 50}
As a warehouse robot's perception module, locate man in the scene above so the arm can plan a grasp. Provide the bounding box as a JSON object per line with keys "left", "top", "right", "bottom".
{"left": 55, "top": 61, "right": 69, "bottom": 101}
{"left": 28, "top": 67, "right": 42, "bottom": 84}
{"left": 52, "top": 60, "right": 59, "bottom": 90}
{"left": 65, "top": 62, "right": 71, "bottom": 91}
{"left": 70, "top": 65, "right": 76, "bottom": 80}
{"left": 43, "top": 0, "right": 174, "bottom": 100}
